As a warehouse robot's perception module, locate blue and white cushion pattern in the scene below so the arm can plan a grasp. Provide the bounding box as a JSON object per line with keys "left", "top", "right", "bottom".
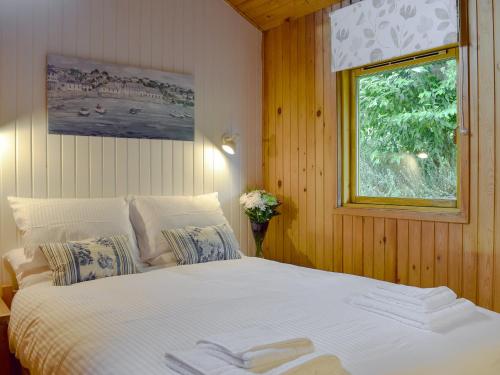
{"left": 40, "top": 235, "right": 137, "bottom": 286}
{"left": 162, "top": 224, "right": 241, "bottom": 265}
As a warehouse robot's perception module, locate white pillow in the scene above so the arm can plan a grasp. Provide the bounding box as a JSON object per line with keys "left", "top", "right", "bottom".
{"left": 129, "top": 193, "right": 230, "bottom": 262}
{"left": 8, "top": 197, "right": 143, "bottom": 267}
{"left": 3, "top": 248, "right": 51, "bottom": 288}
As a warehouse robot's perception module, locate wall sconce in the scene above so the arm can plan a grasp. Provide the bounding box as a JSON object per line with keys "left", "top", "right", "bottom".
{"left": 221, "top": 133, "right": 237, "bottom": 155}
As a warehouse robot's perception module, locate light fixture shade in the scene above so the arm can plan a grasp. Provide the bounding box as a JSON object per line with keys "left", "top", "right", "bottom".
{"left": 222, "top": 134, "right": 236, "bottom": 155}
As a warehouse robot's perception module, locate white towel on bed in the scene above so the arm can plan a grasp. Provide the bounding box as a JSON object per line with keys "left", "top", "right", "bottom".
{"left": 265, "top": 353, "right": 349, "bottom": 375}
{"left": 373, "top": 284, "right": 457, "bottom": 311}
{"left": 165, "top": 348, "right": 247, "bottom": 375}
{"left": 349, "top": 295, "right": 475, "bottom": 331}
{"left": 196, "top": 328, "right": 314, "bottom": 371}
{"left": 165, "top": 349, "right": 347, "bottom": 375}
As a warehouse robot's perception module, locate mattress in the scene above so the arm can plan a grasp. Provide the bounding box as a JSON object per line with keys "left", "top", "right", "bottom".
{"left": 9, "top": 257, "right": 500, "bottom": 375}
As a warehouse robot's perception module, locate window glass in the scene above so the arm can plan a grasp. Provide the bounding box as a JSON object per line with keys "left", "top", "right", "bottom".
{"left": 355, "top": 56, "right": 458, "bottom": 203}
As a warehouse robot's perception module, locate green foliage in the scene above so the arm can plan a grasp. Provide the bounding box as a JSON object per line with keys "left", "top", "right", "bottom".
{"left": 357, "top": 58, "right": 458, "bottom": 200}
{"left": 240, "top": 190, "right": 280, "bottom": 224}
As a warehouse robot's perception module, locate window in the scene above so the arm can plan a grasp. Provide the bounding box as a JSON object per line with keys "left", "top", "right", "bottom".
{"left": 340, "top": 47, "right": 464, "bottom": 211}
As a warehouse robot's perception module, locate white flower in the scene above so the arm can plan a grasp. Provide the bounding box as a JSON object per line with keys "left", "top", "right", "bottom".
{"left": 240, "top": 191, "right": 266, "bottom": 211}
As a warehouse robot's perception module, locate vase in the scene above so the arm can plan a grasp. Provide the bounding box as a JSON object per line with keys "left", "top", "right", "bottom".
{"left": 250, "top": 221, "right": 269, "bottom": 258}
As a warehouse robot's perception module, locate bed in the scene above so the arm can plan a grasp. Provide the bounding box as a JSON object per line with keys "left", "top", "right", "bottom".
{"left": 9, "top": 256, "right": 500, "bottom": 375}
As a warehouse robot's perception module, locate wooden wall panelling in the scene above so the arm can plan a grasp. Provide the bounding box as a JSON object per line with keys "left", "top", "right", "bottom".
{"left": 494, "top": 0, "right": 500, "bottom": 312}
{"left": 408, "top": 220, "right": 422, "bottom": 287}
{"left": 322, "top": 5, "right": 335, "bottom": 273}
{"left": 462, "top": 0, "right": 478, "bottom": 304}
{"left": 396, "top": 220, "right": 409, "bottom": 285}
{"left": 289, "top": 18, "right": 299, "bottom": 266}
{"left": 362, "top": 217, "right": 374, "bottom": 278}
{"left": 373, "top": 217, "right": 385, "bottom": 281}
{"left": 476, "top": 0, "right": 495, "bottom": 310}
{"left": 262, "top": 1, "right": 500, "bottom": 312}
{"left": 0, "top": 0, "right": 262, "bottom": 284}
{"left": 282, "top": 20, "right": 291, "bottom": 264}
{"left": 297, "top": 17, "right": 308, "bottom": 267}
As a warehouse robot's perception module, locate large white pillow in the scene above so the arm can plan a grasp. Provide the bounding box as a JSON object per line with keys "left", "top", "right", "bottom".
{"left": 3, "top": 248, "right": 51, "bottom": 289}
{"left": 129, "top": 193, "right": 230, "bottom": 262}
{"left": 8, "top": 197, "right": 142, "bottom": 267}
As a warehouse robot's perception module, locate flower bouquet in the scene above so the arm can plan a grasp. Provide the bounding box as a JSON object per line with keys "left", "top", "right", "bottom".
{"left": 240, "top": 190, "right": 280, "bottom": 258}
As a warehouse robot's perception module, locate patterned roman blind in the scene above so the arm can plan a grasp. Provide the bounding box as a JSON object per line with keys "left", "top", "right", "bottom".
{"left": 330, "top": 0, "right": 459, "bottom": 72}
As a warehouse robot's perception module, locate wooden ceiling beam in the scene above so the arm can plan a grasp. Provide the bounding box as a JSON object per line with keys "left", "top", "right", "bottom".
{"left": 225, "top": 0, "right": 341, "bottom": 31}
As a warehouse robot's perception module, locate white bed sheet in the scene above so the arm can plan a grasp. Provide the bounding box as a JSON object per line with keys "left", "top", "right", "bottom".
{"left": 9, "top": 257, "right": 500, "bottom": 375}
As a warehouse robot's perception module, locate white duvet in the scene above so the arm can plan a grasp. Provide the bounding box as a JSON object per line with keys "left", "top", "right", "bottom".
{"left": 9, "top": 257, "right": 500, "bottom": 375}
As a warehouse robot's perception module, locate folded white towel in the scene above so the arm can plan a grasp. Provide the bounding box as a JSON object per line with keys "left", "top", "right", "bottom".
{"left": 374, "top": 284, "right": 457, "bottom": 311}
{"left": 165, "top": 349, "right": 348, "bottom": 375}
{"left": 165, "top": 348, "right": 247, "bottom": 375}
{"left": 196, "top": 328, "right": 314, "bottom": 371}
{"left": 349, "top": 295, "right": 476, "bottom": 331}
{"left": 266, "top": 353, "right": 349, "bottom": 375}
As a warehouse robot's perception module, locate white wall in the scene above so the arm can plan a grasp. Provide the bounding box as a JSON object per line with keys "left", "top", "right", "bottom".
{"left": 0, "top": 0, "right": 262, "bottom": 273}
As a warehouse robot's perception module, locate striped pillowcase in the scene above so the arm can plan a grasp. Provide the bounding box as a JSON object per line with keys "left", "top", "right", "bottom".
{"left": 40, "top": 235, "right": 137, "bottom": 286}
{"left": 161, "top": 224, "right": 241, "bottom": 265}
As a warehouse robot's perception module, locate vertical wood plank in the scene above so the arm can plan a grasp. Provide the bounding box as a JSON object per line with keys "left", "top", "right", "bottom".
{"left": 408, "top": 220, "right": 422, "bottom": 286}
{"left": 16, "top": 0, "right": 33, "bottom": 199}
{"left": 333, "top": 214, "right": 343, "bottom": 272}
{"left": 494, "top": 0, "right": 500, "bottom": 311}
{"left": 373, "top": 218, "right": 385, "bottom": 280}
{"left": 32, "top": 0, "right": 49, "bottom": 199}
{"left": 353, "top": 216, "right": 363, "bottom": 275}
{"left": 282, "top": 20, "right": 291, "bottom": 264}
{"left": 75, "top": 0, "right": 90, "bottom": 199}
{"left": 90, "top": 0, "right": 104, "bottom": 198}
{"left": 127, "top": 0, "right": 141, "bottom": 195}
{"left": 421, "top": 221, "right": 435, "bottom": 287}
{"left": 476, "top": 0, "right": 495, "bottom": 309}
{"left": 397, "top": 219, "right": 409, "bottom": 284}
{"left": 462, "top": 0, "right": 478, "bottom": 303}
{"left": 314, "top": 10, "right": 325, "bottom": 271}
{"left": 362, "top": 217, "right": 374, "bottom": 278}
{"left": 61, "top": 0, "right": 77, "bottom": 198}
{"left": 449, "top": 223, "right": 463, "bottom": 295}
{"left": 102, "top": 0, "right": 117, "bottom": 198}
{"left": 115, "top": 0, "right": 129, "bottom": 197}
{"left": 384, "top": 218, "right": 397, "bottom": 282}
{"left": 0, "top": 1, "right": 18, "bottom": 253}
{"left": 322, "top": 6, "right": 335, "bottom": 272}
{"left": 342, "top": 215, "right": 353, "bottom": 274}
{"left": 305, "top": 14, "right": 316, "bottom": 267}
{"left": 289, "top": 19, "right": 299, "bottom": 266}
{"left": 274, "top": 24, "right": 284, "bottom": 262}
{"left": 297, "top": 18, "right": 307, "bottom": 266}
{"left": 435, "top": 222, "right": 449, "bottom": 287}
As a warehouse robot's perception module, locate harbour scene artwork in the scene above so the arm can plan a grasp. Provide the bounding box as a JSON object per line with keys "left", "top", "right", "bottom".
{"left": 47, "top": 54, "right": 194, "bottom": 141}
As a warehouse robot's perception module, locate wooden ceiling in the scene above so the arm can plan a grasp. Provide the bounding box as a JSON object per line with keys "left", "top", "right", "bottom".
{"left": 225, "top": 0, "right": 341, "bottom": 31}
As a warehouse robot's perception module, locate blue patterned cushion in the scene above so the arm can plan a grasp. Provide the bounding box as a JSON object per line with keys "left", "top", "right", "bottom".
{"left": 40, "top": 235, "right": 137, "bottom": 286}
{"left": 162, "top": 224, "right": 241, "bottom": 265}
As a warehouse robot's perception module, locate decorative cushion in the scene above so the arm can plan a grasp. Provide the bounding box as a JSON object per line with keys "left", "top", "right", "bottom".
{"left": 129, "top": 193, "right": 230, "bottom": 263}
{"left": 7, "top": 197, "right": 144, "bottom": 268}
{"left": 161, "top": 224, "right": 241, "bottom": 265}
{"left": 40, "top": 235, "right": 137, "bottom": 286}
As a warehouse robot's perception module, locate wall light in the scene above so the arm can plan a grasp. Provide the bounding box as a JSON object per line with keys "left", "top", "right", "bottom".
{"left": 221, "top": 134, "right": 237, "bottom": 155}
{"left": 417, "top": 152, "right": 428, "bottom": 159}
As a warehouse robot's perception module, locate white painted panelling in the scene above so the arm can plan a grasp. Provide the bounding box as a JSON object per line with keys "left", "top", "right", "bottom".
{"left": 0, "top": 0, "right": 262, "bottom": 281}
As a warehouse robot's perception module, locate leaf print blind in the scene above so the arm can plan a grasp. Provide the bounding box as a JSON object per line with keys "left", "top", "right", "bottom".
{"left": 330, "top": 0, "right": 459, "bottom": 72}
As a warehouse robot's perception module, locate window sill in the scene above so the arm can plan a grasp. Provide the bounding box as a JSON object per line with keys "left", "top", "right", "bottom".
{"left": 333, "top": 203, "right": 468, "bottom": 223}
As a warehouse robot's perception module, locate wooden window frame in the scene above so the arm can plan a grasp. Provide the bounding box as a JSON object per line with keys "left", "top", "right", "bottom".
{"left": 335, "top": 46, "right": 470, "bottom": 224}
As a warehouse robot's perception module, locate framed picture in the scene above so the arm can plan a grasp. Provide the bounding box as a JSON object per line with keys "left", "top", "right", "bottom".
{"left": 47, "top": 54, "right": 194, "bottom": 141}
